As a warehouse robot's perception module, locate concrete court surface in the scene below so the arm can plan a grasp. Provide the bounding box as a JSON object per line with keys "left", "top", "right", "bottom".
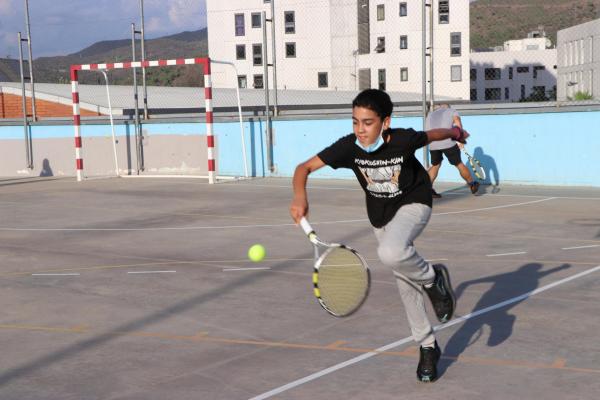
{"left": 0, "top": 176, "right": 598, "bottom": 400}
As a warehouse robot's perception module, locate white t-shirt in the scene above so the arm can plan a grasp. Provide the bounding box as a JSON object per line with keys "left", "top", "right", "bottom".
{"left": 425, "top": 107, "right": 459, "bottom": 150}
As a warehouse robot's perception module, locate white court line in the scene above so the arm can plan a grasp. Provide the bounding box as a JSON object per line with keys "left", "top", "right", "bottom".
{"left": 126, "top": 270, "right": 176, "bottom": 274}
{"left": 169, "top": 181, "right": 600, "bottom": 201}
{"left": 0, "top": 198, "right": 555, "bottom": 232}
{"left": 441, "top": 192, "right": 600, "bottom": 201}
{"left": 486, "top": 251, "right": 527, "bottom": 257}
{"left": 435, "top": 197, "right": 555, "bottom": 215}
{"left": 248, "top": 265, "right": 600, "bottom": 400}
{"left": 562, "top": 244, "right": 600, "bottom": 250}
{"left": 31, "top": 273, "right": 80, "bottom": 276}
{"left": 223, "top": 267, "right": 271, "bottom": 272}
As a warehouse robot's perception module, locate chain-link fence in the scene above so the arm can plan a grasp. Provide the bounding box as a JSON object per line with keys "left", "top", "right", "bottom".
{"left": 205, "top": 0, "right": 600, "bottom": 111}
{"left": 2, "top": 0, "right": 600, "bottom": 120}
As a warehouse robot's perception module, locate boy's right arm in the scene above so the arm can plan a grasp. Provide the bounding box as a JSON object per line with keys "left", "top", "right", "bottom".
{"left": 290, "top": 155, "right": 326, "bottom": 223}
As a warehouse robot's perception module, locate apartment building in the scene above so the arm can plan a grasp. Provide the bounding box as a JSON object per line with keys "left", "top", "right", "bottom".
{"left": 557, "top": 18, "right": 600, "bottom": 101}
{"left": 206, "top": 0, "right": 470, "bottom": 100}
{"left": 469, "top": 33, "right": 557, "bottom": 103}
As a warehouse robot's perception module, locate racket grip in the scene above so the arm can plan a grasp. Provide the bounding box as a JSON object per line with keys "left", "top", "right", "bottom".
{"left": 299, "top": 217, "right": 315, "bottom": 236}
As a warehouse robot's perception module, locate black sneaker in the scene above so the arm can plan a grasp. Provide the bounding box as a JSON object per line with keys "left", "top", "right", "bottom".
{"left": 469, "top": 181, "right": 480, "bottom": 194}
{"left": 432, "top": 189, "right": 442, "bottom": 198}
{"left": 424, "top": 264, "right": 456, "bottom": 323}
{"left": 417, "top": 341, "right": 441, "bottom": 383}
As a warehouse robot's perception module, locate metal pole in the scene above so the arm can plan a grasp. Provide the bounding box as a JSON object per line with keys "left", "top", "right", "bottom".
{"left": 24, "top": 0, "right": 36, "bottom": 121}
{"left": 422, "top": 1, "right": 429, "bottom": 169}
{"left": 100, "top": 70, "right": 120, "bottom": 177}
{"left": 131, "top": 23, "right": 142, "bottom": 174}
{"left": 139, "top": 0, "right": 148, "bottom": 119}
{"left": 18, "top": 32, "right": 33, "bottom": 169}
{"left": 269, "top": 0, "right": 278, "bottom": 115}
{"left": 211, "top": 60, "right": 249, "bottom": 178}
{"left": 429, "top": 0, "right": 434, "bottom": 110}
{"left": 262, "top": 12, "right": 274, "bottom": 173}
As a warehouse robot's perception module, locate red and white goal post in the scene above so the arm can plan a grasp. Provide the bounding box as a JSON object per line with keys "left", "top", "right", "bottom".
{"left": 70, "top": 57, "right": 218, "bottom": 183}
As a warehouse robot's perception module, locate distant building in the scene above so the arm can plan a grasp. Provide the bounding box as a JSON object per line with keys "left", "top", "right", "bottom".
{"left": 206, "top": 0, "right": 470, "bottom": 100}
{"left": 470, "top": 32, "right": 557, "bottom": 103}
{"left": 556, "top": 18, "right": 600, "bottom": 101}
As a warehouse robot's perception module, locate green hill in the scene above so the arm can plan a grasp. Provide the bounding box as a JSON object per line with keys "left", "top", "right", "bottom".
{"left": 19, "top": 29, "right": 208, "bottom": 86}
{"left": 471, "top": 0, "right": 600, "bottom": 49}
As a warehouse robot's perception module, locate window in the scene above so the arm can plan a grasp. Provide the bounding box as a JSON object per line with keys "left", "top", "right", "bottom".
{"left": 470, "top": 68, "right": 477, "bottom": 81}
{"left": 470, "top": 89, "right": 477, "bottom": 101}
{"left": 264, "top": 0, "right": 271, "bottom": 3}
{"left": 533, "top": 66, "right": 545, "bottom": 79}
{"left": 235, "top": 13, "right": 245, "bottom": 36}
{"left": 253, "top": 44, "right": 262, "bottom": 66}
{"left": 238, "top": 75, "right": 247, "bottom": 89}
{"left": 253, "top": 74, "right": 264, "bottom": 89}
{"left": 399, "top": 2, "right": 407, "bottom": 17}
{"left": 375, "top": 37, "right": 385, "bottom": 53}
{"left": 285, "top": 42, "right": 296, "bottom": 58}
{"left": 377, "top": 4, "right": 385, "bottom": 21}
{"left": 451, "top": 65, "right": 462, "bottom": 82}
{"left": 400, "top": 67, "right": 408, "bottom": 82}
{"left": 485, "top": 68, "right": 501, "bottom": 80}
{"left": 505, "top": 87, "right": 510, "bottom": 100}
{"left": 236, "top": 44, "right": 246, "bottom": 60}
{"left": 450, "top": 32, "right": 461, "bottom": 56}
{"left": 517, "top": 66, "right": 529, "bottom": 73}
{"left": 358, "top": 0, "right": 370, "bottom": 54}
{"left": 318, "top": 72, "right": 328, "bottom": 88}
{"left": 439, "top": 0, "right": 449, "bottom": 24}
{"left": 358, "top": 68, "right": 371, "bottom": 90}
{"left": 485, "top": 88, "right": 501, "bottom": 101}
{"left": 251, "top": 12, "right": 261, "bottom": 28}
{"left": 400, "top": 35, "right": 408, "bottom": 49}
{"left": 378, "top": 68, "right": 386, "bottom": 91}
{"left": 284, "top": 11, "right": 295, "bottom": 34}
{"left": 531, "top": 86, "right": 546, "bottom": 100}
{"left": 520, "top": 85, "right": 526, "bottom": 99}
{"left": 509, "top": 67, "right": 513, "bottom": 80}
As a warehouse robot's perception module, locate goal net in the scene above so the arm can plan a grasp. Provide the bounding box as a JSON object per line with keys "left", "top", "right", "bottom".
{"left": 70, "top": 57, "right": 247, "bottom": 184}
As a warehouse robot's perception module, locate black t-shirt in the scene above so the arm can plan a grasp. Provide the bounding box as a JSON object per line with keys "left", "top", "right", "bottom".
{"left": 317, "top": 128, "right": 432, "bottom": 228}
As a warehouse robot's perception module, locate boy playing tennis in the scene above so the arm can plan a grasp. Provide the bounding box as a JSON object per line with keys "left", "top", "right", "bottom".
{"left": 290, "top": 89, "right": 466, "bottom": 383}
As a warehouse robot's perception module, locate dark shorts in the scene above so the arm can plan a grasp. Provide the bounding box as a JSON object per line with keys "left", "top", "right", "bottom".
{"left": 430, "top": 144, "right": 462, "bottom": 166}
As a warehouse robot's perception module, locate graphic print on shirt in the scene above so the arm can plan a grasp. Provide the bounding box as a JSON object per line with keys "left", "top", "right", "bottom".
{"left": 355, "top": 156, "right": 404, "bottom": 198}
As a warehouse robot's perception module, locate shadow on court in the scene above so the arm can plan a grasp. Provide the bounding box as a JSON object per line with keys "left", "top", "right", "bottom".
{"left": 438, "top": 262, "right": 572, "bottom": 377}
{"left": 0, "top": 176, "right": 64, "bottom": 187}
{"left": 473, "top": 146, "right": 499, "bottom": 187}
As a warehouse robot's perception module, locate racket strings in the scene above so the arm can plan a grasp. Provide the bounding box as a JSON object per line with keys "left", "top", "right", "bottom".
{"left": 317, "top": 248, "right": 369, "bottom": 316}
{"left": 470, "top": 159, "right": 485, "bottom": 179}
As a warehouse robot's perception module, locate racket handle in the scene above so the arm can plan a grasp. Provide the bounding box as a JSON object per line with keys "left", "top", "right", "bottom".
{"left": 299, "top": 217, "right": 315, "bottom": 236}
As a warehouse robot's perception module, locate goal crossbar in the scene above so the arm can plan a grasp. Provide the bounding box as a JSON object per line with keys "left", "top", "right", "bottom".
{"left": 70, "top": 57, "right": 217, "bottom": 183}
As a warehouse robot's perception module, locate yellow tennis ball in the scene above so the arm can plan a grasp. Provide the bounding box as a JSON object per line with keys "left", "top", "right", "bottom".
{"left": 248, "top": 244, "right": 266, "bottom": 262}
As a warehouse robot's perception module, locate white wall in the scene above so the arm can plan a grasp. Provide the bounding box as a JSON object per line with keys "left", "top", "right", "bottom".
{"left": 470, "top": 48, "right": 557, "bottom": 102}
{"left": 557, "top": 18, "right": 600, "bottom": 101}
{"left": 206, "top": 0, "right": 470, "bottom": 100}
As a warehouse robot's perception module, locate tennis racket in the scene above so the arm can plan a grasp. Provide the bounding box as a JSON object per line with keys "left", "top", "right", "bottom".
{"left": 299, "top": 217, "right": 370, "bottom": 317}
{"left": 461, "top": 147, "right": 486, "bottom": 180}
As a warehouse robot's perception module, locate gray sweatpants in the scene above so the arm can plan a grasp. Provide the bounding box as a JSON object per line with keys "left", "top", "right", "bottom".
{"left": 373, "top": 203, "right": 436, "bottom": 347}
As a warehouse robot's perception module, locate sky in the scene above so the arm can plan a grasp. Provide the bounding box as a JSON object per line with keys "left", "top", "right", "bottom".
{"left": 0, "top": 0, "right": 207, "bottom": 59}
